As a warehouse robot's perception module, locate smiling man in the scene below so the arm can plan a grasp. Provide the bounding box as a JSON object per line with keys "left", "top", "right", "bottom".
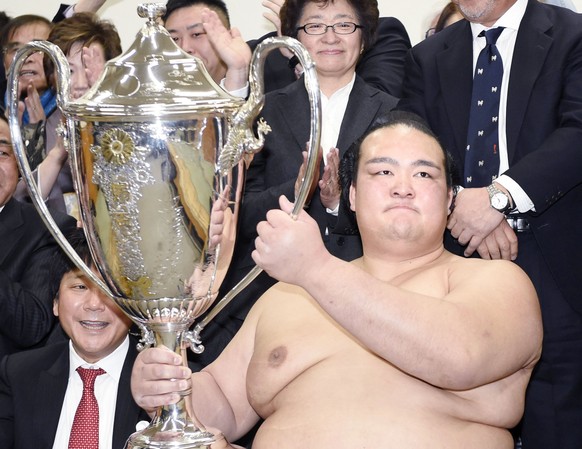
{"left": 0, "top": 228, "right": 149, "bottom": 449}
{"left": 131, "top": 112, "right": 543, "bottom": 449}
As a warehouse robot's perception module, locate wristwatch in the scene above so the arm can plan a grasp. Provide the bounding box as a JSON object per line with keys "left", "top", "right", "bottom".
{"left": 486, "top": 184, "right": 512, "bottom": 214}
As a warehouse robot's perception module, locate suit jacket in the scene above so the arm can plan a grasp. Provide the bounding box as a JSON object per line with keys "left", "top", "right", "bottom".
{"left": 398, "top": 0, "right": 582, "bottom": 313}
{"left": 247, "top": 17, "right": 412, "bottom": 97}
{"left": 0, "top": 198, "right": 76, "bottom": 357}
{"left": 0, "top": 338, "right": 149, "bottom": 449}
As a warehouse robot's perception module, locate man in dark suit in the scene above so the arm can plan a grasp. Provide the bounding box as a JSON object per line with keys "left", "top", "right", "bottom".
{"left": 0, "top": 115, "right": 76, "bottom": 358}
{"left": 0, "top": 228, "right": 149, "bottom": 449}
{"left": 398, "top": 1, "right": 582, "bottom": 448}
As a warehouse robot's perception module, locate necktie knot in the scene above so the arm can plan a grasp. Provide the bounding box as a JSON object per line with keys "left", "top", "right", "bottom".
{"left": 77, "top": 367, "right": 106, "bottom": 388}
{"left": 480, "top": 27, "right": 505, "bottom": 46}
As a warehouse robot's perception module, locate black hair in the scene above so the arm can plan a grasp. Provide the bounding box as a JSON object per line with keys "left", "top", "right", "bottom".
{"left": 280, "top": 0, "right": 379, "bottom": 53}
{"left": 162, "top": 0, "right": 231, "bottom": 27}
{"left": 49, "top": 227, "right": 94, "bottom": 301}
{"left": 338, "top": 111, "right": 454, "bottom": 234}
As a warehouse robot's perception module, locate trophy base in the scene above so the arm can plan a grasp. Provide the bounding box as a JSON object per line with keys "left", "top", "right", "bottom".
{"left": 126, "top": 426, "right": 215, "bottom": 449}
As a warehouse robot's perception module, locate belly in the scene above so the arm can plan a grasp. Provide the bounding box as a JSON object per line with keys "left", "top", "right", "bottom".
{"left": 247, "top": 352, "right": 515, "bottom": 449}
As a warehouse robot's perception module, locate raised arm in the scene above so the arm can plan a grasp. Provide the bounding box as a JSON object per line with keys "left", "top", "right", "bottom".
{"left": 71, "top": 0, "right": 107, "bottom": 14}
{"left": 252, "top": 196, "right": 542, "bottom": 391}
{"left": 201, "top": 9, "right": 251, "bottom": 93}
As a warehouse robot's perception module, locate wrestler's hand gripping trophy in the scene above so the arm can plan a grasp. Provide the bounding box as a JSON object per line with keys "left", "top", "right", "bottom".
{"left": 7, "top": 4, "right": 321, "bottom": 448}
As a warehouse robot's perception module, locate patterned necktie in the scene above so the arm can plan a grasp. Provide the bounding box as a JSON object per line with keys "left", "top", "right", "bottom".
{"left": 464, "top": 27, "right": 505, "bottom": 187}
{"left": 68, "top": 367, "right": 106, "bottom": 449}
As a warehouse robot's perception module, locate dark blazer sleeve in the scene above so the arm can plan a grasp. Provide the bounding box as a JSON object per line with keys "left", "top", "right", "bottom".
{"left": 52, "top": 4, "right": 72, "bottom": 23}
{"left": 0, "top": 200, "right": 76, "bottom": 353}
{"left": 357, "top": 17, "right": 411, "bottom": 97}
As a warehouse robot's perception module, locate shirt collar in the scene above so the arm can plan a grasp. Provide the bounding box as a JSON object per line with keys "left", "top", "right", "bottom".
{"left": 321, "top": 73, "right": 356, "bottom": 101}
{"left": 470, "top": 0, "right": 528, "bottom": 39}
{"left": 68, "top": 335, "right": 130, "bottom": 383}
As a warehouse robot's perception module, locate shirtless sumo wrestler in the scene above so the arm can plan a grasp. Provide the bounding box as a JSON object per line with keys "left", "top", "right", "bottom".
{"left": 131, "top": 112, "right": 543, "bottom": 449}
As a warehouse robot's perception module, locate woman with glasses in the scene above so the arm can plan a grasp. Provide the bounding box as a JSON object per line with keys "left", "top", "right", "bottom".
{"left": 219, "top": 0, "right": 398, "bottom": 335}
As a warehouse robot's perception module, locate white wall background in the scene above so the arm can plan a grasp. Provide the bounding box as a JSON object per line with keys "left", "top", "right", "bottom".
{"left": 2, "top": 0, "right": 581, "bottom": 51}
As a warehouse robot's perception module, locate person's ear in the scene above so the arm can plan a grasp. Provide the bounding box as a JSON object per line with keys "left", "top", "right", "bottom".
{"left": 53, "top": 295, "right": 59, "bottom": 317}
{"left": 349, "top": 183, "right": 356, "bottom": 212}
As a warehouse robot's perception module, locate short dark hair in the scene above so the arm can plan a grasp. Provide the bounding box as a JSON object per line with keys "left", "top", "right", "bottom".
{"left": 163, "top": 0, "right": 231, "bottom": 28}
{"left": 280, "top": 0, "right": 379, "bottom": 53}
{"left": 338, "top": 111, "right": 454, "bottom": 234}
{"left": 0, "top": 14, "right": 52, "bottom": 54}
{"left": 49, "top": 228, "right": 95, "bottom": 301}
{"left": 49, "top": 13, "right": 122, "bottom": 62}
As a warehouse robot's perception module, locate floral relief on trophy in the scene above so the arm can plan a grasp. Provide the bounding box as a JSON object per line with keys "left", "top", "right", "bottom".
{"left": 91, "top": 126, "right": 155, "bottom": 298}
{"left": 168, "top": 69, "right": 204, "bottom": 87}
{"left": 100, "top": 128, "right": 135, "bottom": 165}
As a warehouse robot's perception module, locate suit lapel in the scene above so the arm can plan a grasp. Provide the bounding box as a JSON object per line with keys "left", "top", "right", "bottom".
{"left": 506, "top": 0, "right": 553, "bottom": 161}
{"left": 113, "top": 341, "right": 146, "bottom": 448}
{"left": 34, "top": 348, "right": 70, "bottom": 448}
{"left": 336, "top": 77, "right": 382, "bottom": 156}
{"left": 273, "top": 80, "right": 312, "bottom": 149}
{"left": 437, "top": 22, "right": 474, "bottom": 158}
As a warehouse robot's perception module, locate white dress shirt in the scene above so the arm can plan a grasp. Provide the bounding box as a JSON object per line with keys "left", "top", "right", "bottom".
{"left": 469, "top": 0, "right": 535, "bottom": 213}
{"left": 320, "top": 74, "right": 355, "bottom": 216}
{"left": 52, "top": 336, "right": 130, "bottom": 449}
{"left": 320, "top": 74, "right": 355, "bottom": 164}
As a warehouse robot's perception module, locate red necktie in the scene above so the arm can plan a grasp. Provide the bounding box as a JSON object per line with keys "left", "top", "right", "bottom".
{"left": 68, "top": 367, "right": 106, "bottom": 449}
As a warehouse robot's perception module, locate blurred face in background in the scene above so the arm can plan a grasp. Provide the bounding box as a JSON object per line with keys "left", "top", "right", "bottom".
{"left": 164, "top": 4, "right": 228, "bottom": 82}
{"left": 3, "top": 21, "right": 51, "bottom": 96}
{"left": 67, "top": 41, "right": 106, "bottom": 100}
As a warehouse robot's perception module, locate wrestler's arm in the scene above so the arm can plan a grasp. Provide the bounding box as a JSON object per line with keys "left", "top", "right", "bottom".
{"left": 131, "top": 303, "right": 261, "bottom": 441}
{"left": 253, "top": 197, "right": 543, "bottom": 391}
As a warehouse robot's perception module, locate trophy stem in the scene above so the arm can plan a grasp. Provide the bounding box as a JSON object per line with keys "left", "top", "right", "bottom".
{"left": 126, "top": 325, "right": 215, "bottom": 449}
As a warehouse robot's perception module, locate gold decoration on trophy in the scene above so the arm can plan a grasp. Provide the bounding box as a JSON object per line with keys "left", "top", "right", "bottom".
{"left": 101, "top": 129, "right": 135, "bottom": 164}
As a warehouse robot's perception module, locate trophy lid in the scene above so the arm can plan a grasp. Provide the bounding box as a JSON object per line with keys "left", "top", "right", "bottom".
{"left": 65, "top": 3, "right": 243, "bottom": 120}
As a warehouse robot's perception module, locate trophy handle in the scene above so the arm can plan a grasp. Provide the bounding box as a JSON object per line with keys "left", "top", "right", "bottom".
{"left": 189, "top": 37, "right": 321, "bottom": 343}
{"left": 6, "top": 41, "right": 116, "bottom": 301}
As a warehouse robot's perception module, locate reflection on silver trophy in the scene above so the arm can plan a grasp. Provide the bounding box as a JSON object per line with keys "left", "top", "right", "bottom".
{"left": 7, "top": 3, "right": 321, "bottom": 449}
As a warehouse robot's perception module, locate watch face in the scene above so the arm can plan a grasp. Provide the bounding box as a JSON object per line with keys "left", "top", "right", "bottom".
{"left": 492, "top": 193, "right": 509, "bottom": 210}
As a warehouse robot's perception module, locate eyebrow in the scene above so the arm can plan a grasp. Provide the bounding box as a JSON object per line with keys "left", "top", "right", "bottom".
{"left": 166, "top": 22, "right": 204, "bottom": 33}
{"left": 302, "top": 13, "right": 355, "bottom": 22}
{"left": 365, "top": 157, "right": 442, "bottom": 170}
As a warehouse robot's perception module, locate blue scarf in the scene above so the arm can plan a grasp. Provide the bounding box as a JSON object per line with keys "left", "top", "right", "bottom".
{"left": 4, "top": 88, "right": 58, "bottom": 125}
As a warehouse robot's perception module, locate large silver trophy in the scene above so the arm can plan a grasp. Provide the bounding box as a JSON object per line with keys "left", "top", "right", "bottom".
{"left": 8, "top": 4, "right": 321, "bottom": 448}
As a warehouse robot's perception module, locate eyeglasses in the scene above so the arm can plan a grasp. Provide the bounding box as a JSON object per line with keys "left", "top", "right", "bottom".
{"left": 297, "top": 22, "right": 363, "bottom": 35}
